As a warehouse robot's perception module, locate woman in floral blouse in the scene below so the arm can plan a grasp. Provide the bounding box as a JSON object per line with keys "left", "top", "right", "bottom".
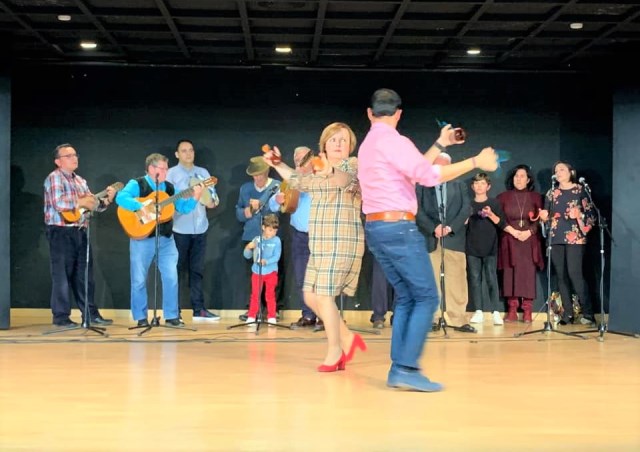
{"left": 539, "top": 161, "right": 595, "bottom": 325}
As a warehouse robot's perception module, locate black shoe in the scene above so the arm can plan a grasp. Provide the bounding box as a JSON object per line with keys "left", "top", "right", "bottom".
{"left": 91, "top": 316, "right": 113, "bottom": 326}
{"left": 53, "top": 319, "right": 78, "bottom": 327}
{"left": 290, "top": 317, "right": 316, "bottom": 329}
{"left": 239, "top": 312, "right": 248, "bottom": 322}
{"left": 137, "top": 319, "right": 150, "bottom": 327}
{"left": 456, "top": 323, "right": 477, "bottom": 333}
{"left": 372, "top": 320, "right": 385, "bottom": 329}
{"left": 431, "top": 322, "right": 441, "bottom": 332}
{"left": 165, "top": 318, "right": 185, "bottom": 327}
{"left": 559, "top": 316, "right": 574, "bottom": 326}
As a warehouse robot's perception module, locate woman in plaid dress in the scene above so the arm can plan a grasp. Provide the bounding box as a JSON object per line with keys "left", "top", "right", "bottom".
{"left": 264, "top": 122, "right": 367, "bottom": 372}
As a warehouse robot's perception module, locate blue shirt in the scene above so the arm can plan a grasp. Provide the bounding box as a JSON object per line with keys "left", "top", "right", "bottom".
{"left": 235, "top": 179, "right": 280, "bottom": 241}
{"left": 166, "top": 163, "right": 219, "bottom": 235}
{"left": 269, "top": 189, "right": 310, "bottom": 233}
{"left": 115, "top": 175, "right": 197, "bottom": 215}
{"left": 243, "top": 235, "right": 281, "bottom": 275}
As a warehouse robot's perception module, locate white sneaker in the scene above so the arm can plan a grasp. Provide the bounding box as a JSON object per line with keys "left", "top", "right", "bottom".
{"left": 245, "top": 317, "right": 256, "bottom": 324}
{"left": 492, "top": 311, "right": 504, "bottom": 326}
{"left": 267, "top": 318, "right": 277, "bottom": 325}
{"left": 469, "top": 310, "right": 484, "bottom": 324}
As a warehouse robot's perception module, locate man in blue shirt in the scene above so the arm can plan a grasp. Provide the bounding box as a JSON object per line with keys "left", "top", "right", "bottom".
{"left": 116, "top": 153, "right": 203, "bottom": 327}
{"left": 167, "top": 139, "right": 220, "bottom": 321}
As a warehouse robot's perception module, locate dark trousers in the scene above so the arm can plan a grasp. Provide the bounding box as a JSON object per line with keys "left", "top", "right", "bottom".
{"left": 46, "top": 225, "right": 99, "bottom": 322}
{"left": 551, "top": 244, "right": 593, "bottom": 318}
{"left": 466, "top": 254, "right": 502, "bottom": 312}
{"left": 291, "top": 227, "right": 314, "bottom": 320}
{"left": 174, "top": 232, "right": 207, "bottom": 313}
{"left": 371, "top": 254, "right": 395, "bottom": 322}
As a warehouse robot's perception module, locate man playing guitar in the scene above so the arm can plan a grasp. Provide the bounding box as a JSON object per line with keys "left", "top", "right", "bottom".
{"left": 43, "top": 143, "right": 115, "bottom": 327}
{"left": 115, "top": 153, "right": 203, "bottom": 328}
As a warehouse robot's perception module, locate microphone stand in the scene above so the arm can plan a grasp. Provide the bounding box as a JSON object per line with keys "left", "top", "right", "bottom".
{"left": 44, "top": 210, "right": 107, "bottom": 337}
{"left": 432, "top": 183, "right": 476, "bottom": 337}
{"left": 570, "top": 181, "right": 638, "bottom": 341}
{"left": 228, "top": 185, "right": 290, "bottom": 334}
{"left": 515, "top": 178, "right": 584, "bottom": 339}
{"left": 130, "top": 174, "right": 196, "bottom": 336}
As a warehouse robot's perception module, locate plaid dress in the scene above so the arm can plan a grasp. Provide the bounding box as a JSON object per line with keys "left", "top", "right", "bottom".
{"left": 292, "top": 157, "right": 364, "bottom": 296}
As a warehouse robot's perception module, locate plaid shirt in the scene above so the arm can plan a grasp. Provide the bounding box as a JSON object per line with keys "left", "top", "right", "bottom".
{"left": 43, "top": 168, "right": 104, "bottom": 227}
{"left": 293, "top": 157, "right": 365, "bottom": 297}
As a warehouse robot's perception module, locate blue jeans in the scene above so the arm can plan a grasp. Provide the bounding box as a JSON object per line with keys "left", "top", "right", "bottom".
{"left": 371, "top": 254, "right": 395, "bottom": 322}
{"left": 129, "top": 236, "right": 179, "bottom": 321}
{"left": 365, "top": 220, "right": 439, "bottom": 369}
{"left": 174, "top": 232, "right": 207, "bottom": 313}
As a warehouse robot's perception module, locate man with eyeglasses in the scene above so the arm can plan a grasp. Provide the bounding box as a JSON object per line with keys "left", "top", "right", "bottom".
{"left": 115, "top": 153, "right": 203, "bottom": 327}
{"left": 43, "top": 143, "right": 115, "bottom": 327}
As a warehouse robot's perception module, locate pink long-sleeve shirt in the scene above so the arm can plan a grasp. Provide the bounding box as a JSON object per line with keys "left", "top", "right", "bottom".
{"left": 359, "top": 122, "right": 442, "bottom": 215}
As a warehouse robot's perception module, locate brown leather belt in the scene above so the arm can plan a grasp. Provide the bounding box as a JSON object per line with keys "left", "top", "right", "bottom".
{"left": 365, "top": 211, "right": 416, "bottom": 222}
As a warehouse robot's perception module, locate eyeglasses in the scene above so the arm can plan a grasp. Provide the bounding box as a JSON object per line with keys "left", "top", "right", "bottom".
{"left": 58, "top": 153, "right": 78, "bottom": 159}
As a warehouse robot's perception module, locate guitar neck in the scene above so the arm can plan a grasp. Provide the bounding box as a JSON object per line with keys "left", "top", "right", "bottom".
{"left": 91, "top": 183, "right": 124, "bottom": 202}
{"left": 157, "top": 186, "right": 195, "bottom": 208}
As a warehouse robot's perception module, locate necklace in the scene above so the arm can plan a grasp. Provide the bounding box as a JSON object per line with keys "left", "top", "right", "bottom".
{"left": 514, "top": 192, "right": 527, "bottom": 228}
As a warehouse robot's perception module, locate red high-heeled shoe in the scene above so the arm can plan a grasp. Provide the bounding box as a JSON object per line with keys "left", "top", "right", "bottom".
{"left": 345, "top": 334, "right": 367, "bottom": 363}
{"left": 317, "top": 352, "right": 346, "bottom": 372}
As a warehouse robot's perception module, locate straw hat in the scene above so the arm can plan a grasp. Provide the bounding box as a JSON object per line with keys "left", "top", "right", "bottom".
{"left": 246, "top": 156, "right": 269, "bottom": 176}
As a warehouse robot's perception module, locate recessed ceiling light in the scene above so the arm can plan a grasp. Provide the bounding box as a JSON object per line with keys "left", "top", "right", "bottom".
{"left": 80, "top": 41, "right": 97, "bottom": 50}
{"left": 570, "top": 22, "right": 583, "bottom": 30}
{"left": 467, "top": 48, "right": 481, "bottom": 55}
{"left": 275, "top": 45, "right": 292, "bottom": 54}
{"left": 57, "top": 15, "right": 71, "bottom": 22}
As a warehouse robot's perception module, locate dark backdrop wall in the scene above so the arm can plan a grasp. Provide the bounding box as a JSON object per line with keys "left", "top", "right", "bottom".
{"left": 0, "top": 69, "right": 10, "bottom": 329}
{"left": 9, "top": 65, "right": 612, "bottom": 315}
{"left": 610, "top": 86, "right": 640, "bottom": 333}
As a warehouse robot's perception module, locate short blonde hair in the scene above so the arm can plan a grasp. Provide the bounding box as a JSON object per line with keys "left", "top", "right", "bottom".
{"left": 318, "top": 122, "right": 357, "bottom": 155}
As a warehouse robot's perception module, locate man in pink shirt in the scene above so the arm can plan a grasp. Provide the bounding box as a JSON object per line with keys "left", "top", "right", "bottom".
{"left": 359, "top": 88, "right": 498, "bottom": 392}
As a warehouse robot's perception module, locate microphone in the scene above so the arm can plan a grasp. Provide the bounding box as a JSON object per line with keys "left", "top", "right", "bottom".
{"left": 578, "top": 177, "right": 591, "bottom": 191}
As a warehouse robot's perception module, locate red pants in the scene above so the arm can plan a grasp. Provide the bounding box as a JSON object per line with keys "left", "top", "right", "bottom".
{"left": 248, "top": 271, "right": 278, "bottom": 319}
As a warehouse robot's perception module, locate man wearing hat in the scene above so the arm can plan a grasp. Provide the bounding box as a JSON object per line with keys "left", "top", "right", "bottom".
{"left": 235, "top": 156, "right": 281, "bottom": 320}
{"left": 167, "top": 139, "right": 220, "bottom": 321}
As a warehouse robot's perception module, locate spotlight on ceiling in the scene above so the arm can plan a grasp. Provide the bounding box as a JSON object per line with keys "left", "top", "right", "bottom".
{"left": 275, "top": 45, "right": 292, "bottom": 54}
{"left": 57, "top": 15, "right": 71, "bottom": 22}
{"left": 570, "top": 22, "right": 584, "bottom": 30}
{"left": 80, "top": 41, "right": 98, "bottom": 50}
{"left": 467, "top": 48, "right": 481, "bottom": 55}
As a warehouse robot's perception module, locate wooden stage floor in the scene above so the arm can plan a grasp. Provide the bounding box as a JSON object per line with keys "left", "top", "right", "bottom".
{"left": 1, "top": 309, "right": 639, "bottom": 451}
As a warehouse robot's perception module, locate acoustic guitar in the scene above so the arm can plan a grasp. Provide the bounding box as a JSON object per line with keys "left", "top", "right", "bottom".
{"left": 61, "top": 182, "right": 124, "bottom": 223}
{"left": 117, "top": 176, "right": 217, "bottom": 239}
